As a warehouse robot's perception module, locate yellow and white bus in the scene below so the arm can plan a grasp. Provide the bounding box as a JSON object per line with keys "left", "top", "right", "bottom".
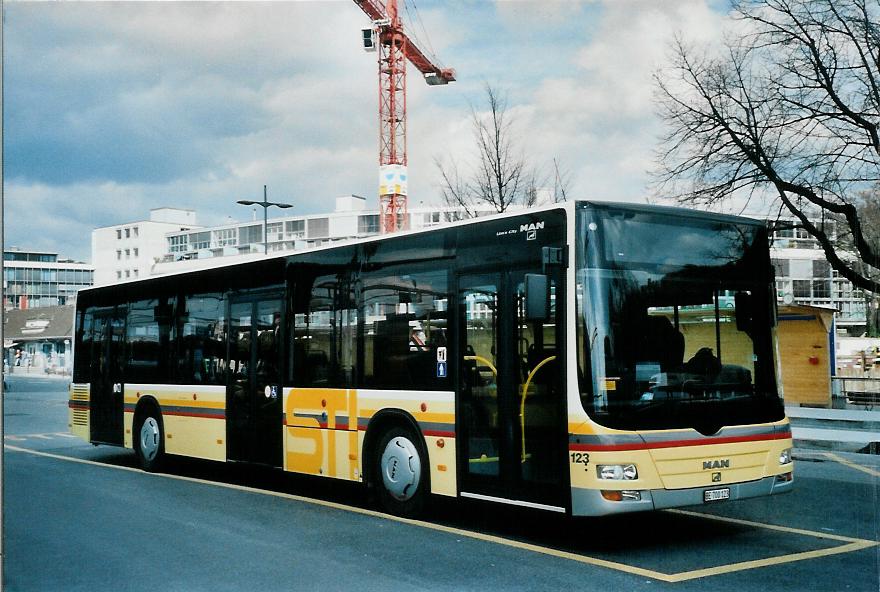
{"left": 69, "top": 201, "right": 793, "bottom": 516}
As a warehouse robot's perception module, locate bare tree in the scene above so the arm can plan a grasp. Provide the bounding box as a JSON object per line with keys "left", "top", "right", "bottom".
{"left": 852, "top": 185, "right": 880, "bottom": 333}
{"left": 654, "top": 0, "right": 880, "bottom": 292}
{"left": 436, "top": 84, "right": 559, "bottom": 217}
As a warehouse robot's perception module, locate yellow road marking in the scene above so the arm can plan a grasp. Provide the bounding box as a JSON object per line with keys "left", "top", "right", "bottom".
{"left": 663, "top": 541, "right": 875, "bottom": 582}
{"left": 823, "top": 452, "right": 880, "bottom": 478}
{"left": 669, "top": 509, "right": 873, "bottom": 543}
{"left": 6, "top": 444, "right": 877, "bottom": 583}
{"left": 665, "top": 509, "right": 878, "bottom": 582}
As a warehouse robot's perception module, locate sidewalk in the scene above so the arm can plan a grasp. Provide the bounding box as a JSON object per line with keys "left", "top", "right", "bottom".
{"left": 787, "top": 406, "right": 880, "bottom": 454}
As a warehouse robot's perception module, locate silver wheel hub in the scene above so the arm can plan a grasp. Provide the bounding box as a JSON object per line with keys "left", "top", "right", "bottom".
{"left": 380, "top": 436, "right": 421, "bottom": 501}
{"left": 139, "top": 417, "right": 160, "bottom": 462}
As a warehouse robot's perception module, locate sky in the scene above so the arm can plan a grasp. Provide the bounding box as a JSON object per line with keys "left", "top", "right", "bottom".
{"left": 4, "top": 0, "right": 734, "bottom": 263}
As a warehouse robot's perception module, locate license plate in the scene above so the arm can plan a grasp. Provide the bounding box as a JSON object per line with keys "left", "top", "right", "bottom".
{"left": 704, "top": 488, "right": 730, "bottom": 503}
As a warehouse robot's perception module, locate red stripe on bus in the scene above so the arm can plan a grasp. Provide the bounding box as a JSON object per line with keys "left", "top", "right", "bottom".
{"left": 568, "top": 431, "right": 792, "bottom": 452}
{"left": 163, "top": 410, "right": 226, "bottom": 420}
{"left": 422, "top": 430, "right": 456, "bottom": 438}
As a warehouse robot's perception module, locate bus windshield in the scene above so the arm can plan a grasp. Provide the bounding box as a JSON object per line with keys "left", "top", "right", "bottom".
{"left": 576, "top": 205, "right": 784, "bottom": 434}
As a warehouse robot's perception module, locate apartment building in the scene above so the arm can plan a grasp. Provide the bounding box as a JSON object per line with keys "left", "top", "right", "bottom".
{"left": 769, "top": 220, "right": 867, "bottom": 335}
{"left": 3, "top": 248, "right": 93, "bottom": 310}
{"left": 91, "top": 207, "right": 199, "bottom": 286}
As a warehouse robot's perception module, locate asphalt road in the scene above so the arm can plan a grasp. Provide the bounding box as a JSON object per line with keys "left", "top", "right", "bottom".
{"left": 3, "top": 375, "right": 879, "bottom": 591}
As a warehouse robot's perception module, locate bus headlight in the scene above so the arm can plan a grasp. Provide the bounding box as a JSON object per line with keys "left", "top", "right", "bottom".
{"left": 779, "top": 448, "right": 792, "bottom": 465}
{"left": 597, "top": 464, "right": 638, "bottom": 480}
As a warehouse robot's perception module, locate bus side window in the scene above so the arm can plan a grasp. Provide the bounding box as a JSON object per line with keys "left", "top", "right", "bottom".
{"left": 362, "top": 268, "right": 448, "bottom": 391}
{"left": 73, "top": 309, "right": 94, "bottom": 383}
{"left": 292, "top": 274, "right": 356, "bottom": 388}
{"left": 174, "top": 292, "right": 225, "bottom": 385}
{"left": 125, "top": 299, "right": 171, "bottom": 383}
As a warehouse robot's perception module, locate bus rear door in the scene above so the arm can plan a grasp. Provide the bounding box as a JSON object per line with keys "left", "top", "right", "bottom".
{"left": 90, "top": 307, "right": 126, "bottom": 446}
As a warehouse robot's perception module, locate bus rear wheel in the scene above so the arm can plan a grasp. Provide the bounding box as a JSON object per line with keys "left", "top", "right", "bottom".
{"left": 134, "top": 409, "right": 165, "bottom": 472}
{"left": 373, "top": 426, "right": 428, "bottom": 517}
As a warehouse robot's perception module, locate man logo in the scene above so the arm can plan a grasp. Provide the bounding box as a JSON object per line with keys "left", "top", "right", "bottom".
{"left": 519, "top": 221, "right": 545, "bottom": 233}
{"left": 712, "top": 472, "right": 722, "bottom": 483}
{"left": 702, "top": 459, "right": 731, "bottom": 470}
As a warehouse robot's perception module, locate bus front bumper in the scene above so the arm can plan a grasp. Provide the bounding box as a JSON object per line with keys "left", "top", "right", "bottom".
{"left": 571, "top": 473, "right": 793, "bottom": 516}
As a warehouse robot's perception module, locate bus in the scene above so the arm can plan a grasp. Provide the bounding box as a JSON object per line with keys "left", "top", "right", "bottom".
{"left": 69, "top": 201, "right": 793, "bottom": 517}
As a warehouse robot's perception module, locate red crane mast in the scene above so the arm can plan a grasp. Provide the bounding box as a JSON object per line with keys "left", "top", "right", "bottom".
{"left": 355, "top": 0, "right": 455, "bottom": 233}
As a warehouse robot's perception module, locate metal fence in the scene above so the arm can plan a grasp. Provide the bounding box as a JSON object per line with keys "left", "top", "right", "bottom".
{"left": 832, "top": 375, "right": 880, "bottom": 409}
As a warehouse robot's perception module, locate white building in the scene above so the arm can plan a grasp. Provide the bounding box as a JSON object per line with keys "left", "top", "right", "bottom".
{"left": 3, "top": 249, "right": 93, "bottom": 309}
{"left": 769, "top": 220, "right": 867, "bottom": 335}
{"left": 91, "top": 207, "right": 199, "bottom": 286}
{"left": 151, "top": 196, "right": 489, "bottom": 275}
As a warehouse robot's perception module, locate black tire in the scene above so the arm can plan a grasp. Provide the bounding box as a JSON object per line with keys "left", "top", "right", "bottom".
{"left": 373, "top": 426, "right": 429, "bottom": 517}
{"left": 134, "top": 407, "right": 165, "bottom": 472}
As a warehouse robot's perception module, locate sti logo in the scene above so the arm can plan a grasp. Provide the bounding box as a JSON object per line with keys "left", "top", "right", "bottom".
{"left": 703, "top": 459, "right": 731, "bottom": 470}
{"left": 520, "top": 221, "right": 544, "bottom": 241}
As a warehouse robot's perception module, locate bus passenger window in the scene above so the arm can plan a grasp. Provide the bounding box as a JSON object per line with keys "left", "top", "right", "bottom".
{"left": 292, "top": 274, "right": 356, "bottom": 388}
{"left": 361, "top": 268, "right": 448, "bottom": 391}
{"left": 126, "top": 298, "right": 172, "bottom": 384}
{"left": 175, "top": 293, "right": 225, "bottom": 385}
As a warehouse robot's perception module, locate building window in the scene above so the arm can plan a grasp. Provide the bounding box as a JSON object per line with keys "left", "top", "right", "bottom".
{"left": 116, "top": 229, "right": 122, "bottom": 240}
{"left": 134, "top": 269, "right": 139, "bottom": 278}
{"left": 285, "top": 220, "right": 305, "bottom": 239}
{"left": 214, "top": 228, "right": 237, "bottom": 247}
{"left": 812, "top": 259, "right": 830, "bottom": 278}
{"left": 793, "top": 280, "right": 811, "bottom": 298}
{"left": 812, "top": 279, "right": 830, "bottom": 298}
{"left": 125, "top": 228, "right": 131, "bottom": 238}
{"left": 117, "top": 271, "right": 122, "bottom": 280}
{"left": 117, "top": 250, "right": 122, "bottom": 260}
{"left": 133, "top": 226, "right": 139, "bottom": 237}
{"left": 125, "top": 249, "right": 130, "bottom": 258}
{"left": 190, "top": 231, "right": 211, "bottom": 250}
{"left": 307, "top": 218, "right": 329, "bottom": 239}
{"left": 169, "top": 235, "right": 189, "bottom": 254}
{"left": 358, "top": 215, "right": 380, "bottom": 235}
{"left": 133, "top": 248, "right": 139, "bottom": 257}
{"left": 771, "top": 259, "right": 789, "bottom": 278}
{"left": 239, "top": 225, "right": 263, "bottom": 246}
{"left": 266, "top": 222, "right": 284, "bottom": 242}
{"left": 125, "top": 270, "right": 131, "bottom": 278}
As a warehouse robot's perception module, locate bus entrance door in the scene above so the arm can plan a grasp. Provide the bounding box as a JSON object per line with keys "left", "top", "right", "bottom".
{"left": 459, "top": 271, "right": 566, "bottom": 511}
{"left": 90, "top": 308, "right": 126, "bottom": 446}
{"left": 227, "top": 295, "right": 284, "bottom": 467}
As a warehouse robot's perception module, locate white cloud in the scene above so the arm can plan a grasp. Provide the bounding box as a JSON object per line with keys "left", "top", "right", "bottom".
{"left": 5, "top": 0, "right": 735, "bottom": 262}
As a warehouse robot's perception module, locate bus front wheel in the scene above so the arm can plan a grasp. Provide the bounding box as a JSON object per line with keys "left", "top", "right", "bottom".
{"left": 373, "top": 426, "right": 428, "bottom": 517}
{"left": 134, "top": 409, "right": 165, "bottom": 472}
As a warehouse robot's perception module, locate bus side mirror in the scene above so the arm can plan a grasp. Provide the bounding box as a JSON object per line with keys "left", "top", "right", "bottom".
{"left": 525, "top": 274, "right": 550, "bottom": 321}
{"left": 735, "top": 291, "right": 753, "bottom": 333}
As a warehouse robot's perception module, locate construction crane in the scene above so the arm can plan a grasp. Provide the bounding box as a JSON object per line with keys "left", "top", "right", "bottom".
{"left": 355, "top": 0, "right": 455, "bottom": 233}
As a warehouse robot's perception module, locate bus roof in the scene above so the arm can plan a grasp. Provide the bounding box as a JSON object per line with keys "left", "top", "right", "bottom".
{"left": 79, "top": 200, "right": 764, "bottom": 295}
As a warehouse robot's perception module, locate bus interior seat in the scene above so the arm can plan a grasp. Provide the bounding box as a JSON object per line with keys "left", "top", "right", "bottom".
{"left": 306, "top": 350, "right": 329, "bottom": 384}
{"left": 526, "top": 344, "right": 557, "bottom": 387}
{"left": 644, "top": 315, "right": 684, "bottom": 371}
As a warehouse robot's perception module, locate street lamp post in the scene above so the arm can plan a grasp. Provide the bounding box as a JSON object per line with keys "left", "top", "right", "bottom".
{"left": 237, "top": 185, "right": 294, "bottom": 255}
